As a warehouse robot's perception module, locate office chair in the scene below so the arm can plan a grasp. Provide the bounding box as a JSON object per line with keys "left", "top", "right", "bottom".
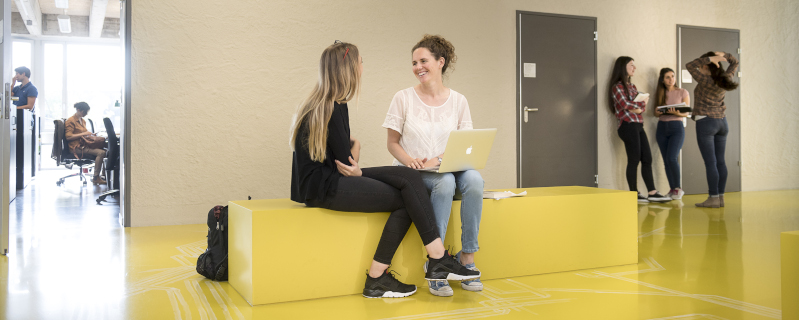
{"left": 97, "top": 118, "right": 119, "bottom": 205}
{"left": 53, "top": 119, "right": 95, "bottom": 186}
{"left": 88, "top": 118, "right": 95, "bottom": 133}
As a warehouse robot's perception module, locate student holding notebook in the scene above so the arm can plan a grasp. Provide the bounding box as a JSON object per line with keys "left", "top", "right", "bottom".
{"left": 653, "top": 68, "right": 690, "bottom": 200}
{"left": 383, "top": 34, "right": 484, "bottom": 297}
{"left": 608, "top": 56, "right": 671, "bottom": 203}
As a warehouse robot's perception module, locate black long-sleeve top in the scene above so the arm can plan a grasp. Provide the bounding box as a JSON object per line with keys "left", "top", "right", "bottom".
{"left": 291, "top": 102, "right": 353, "bottom": 204}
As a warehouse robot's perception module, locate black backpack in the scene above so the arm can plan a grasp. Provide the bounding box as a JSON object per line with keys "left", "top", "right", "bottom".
{"left": 196, "top": 205, "right": 229, "bottom": 281}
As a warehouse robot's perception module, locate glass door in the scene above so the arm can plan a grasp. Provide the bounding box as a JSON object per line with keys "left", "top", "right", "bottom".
{"left": 39, "top": 42, "right": 122, "bottom": 169}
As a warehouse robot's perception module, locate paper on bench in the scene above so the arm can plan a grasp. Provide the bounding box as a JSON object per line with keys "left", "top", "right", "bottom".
{"left": 483, "top": 190, "right": 527, "bottom": 200}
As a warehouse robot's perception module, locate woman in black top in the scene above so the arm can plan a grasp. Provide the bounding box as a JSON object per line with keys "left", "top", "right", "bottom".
{"left": 290, "top": 41, "right": 479, "bottom": 298}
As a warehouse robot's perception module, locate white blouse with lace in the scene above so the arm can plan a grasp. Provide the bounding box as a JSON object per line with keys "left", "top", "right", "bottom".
{"left": 382, "top": 87, "right": 473, "bottom": 166}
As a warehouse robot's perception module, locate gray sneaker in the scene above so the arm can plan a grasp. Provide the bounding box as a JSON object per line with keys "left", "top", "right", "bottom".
{"left": 455, "top": 251, "right": 483, "bottom": 292}
{"left": 423, "top": 260, "right": 453, "bottom": 296}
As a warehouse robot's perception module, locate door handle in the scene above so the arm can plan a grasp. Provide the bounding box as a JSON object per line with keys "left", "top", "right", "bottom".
{"left": 523, "top": 106, "right": 538, "bottom": 122}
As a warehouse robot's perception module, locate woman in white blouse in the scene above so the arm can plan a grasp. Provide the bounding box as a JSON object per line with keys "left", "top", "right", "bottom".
{"left": 382, "top": 34, "right": 483, "bottom": 297}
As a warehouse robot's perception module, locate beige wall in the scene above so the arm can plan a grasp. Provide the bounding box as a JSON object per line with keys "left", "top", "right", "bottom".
{"left": 130, "top": 0, "right": 799, "bottom": 227}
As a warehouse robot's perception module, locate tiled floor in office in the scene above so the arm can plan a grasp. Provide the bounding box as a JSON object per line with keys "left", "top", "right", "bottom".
{"left": 1, "top": 169, "right": 796, "bottom": 319}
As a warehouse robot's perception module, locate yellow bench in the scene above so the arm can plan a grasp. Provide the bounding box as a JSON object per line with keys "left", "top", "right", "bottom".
{"left": 228, "top": 186, "right": 637, "bottom": 306}
{"left": 783, "top": 230, "right": 799, "bottom": 320}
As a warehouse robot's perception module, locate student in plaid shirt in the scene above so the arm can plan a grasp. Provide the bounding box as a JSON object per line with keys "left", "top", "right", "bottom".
{"left": 685, "top": 51, "right": 739, "bottom": 208}
{"left": 607, "top": 57, "right": 670, "bottom": 203}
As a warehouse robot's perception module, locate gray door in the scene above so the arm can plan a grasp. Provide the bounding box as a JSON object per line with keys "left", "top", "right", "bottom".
{"left": 678, "top": 26, "right": 741, "bottom": 195}
{"left": 517, "top": 12, "right": 597, "bottom": 188}
{"left": 2, "top": 0, "right": 13, "bottom": 254}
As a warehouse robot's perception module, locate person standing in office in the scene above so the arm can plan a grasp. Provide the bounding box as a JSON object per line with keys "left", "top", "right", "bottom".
{"left": 12, "top": 66, "right": 38, "bottom": 111}
{"left": 685, "top": 51, "right": 739, "bottom": 208}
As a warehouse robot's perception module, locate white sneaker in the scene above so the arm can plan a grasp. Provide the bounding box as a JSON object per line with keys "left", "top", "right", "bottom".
{"left": 455, "top": 251, "right": 483, "bottom": 292}
{"left": 671, "top": 189, "right": 685, "bottom": 200}
{"left": 423, "top": 260, "right": 453, "bottom": 296}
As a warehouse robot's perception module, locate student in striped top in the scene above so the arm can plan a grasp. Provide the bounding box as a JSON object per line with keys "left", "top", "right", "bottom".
{"left": 685, "top": 51, "right": 739, "bottom": 208}
{"left": 608, "top": 57, "right": 670, "bottom": 203}
{"left": 653, "top": 68, "right": 690, "bottom": 200}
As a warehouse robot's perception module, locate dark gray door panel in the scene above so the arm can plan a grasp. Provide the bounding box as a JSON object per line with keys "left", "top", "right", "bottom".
{"left": 517, "top": 12, "right": 597, "bottom": 188}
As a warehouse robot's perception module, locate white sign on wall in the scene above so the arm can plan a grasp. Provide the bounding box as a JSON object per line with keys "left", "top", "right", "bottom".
{"left": 681, "top": 69, "right": 693, "bottom": 83}
{"left": 524, "top": 63, "right": 536, "bottom": 78}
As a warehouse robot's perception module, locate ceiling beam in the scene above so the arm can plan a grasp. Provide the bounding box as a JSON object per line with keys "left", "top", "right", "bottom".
{"left": 89, "top": 0, "right": 109, "bottom": 38}
{"left": 13, "top": 0, "right": 42, "bottom": 36}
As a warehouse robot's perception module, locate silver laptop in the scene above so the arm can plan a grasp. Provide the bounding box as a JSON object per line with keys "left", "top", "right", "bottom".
{"left": 418, "top": 129, "right": 497, "bottom": 173}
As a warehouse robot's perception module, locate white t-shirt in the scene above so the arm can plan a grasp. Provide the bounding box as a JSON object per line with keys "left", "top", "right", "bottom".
{"left": 382, "top": 87, "right": 473, "bottom": 166}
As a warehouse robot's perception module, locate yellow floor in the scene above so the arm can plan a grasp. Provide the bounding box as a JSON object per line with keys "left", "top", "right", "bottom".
{"left": 1, "top": 173, "right": 797, "bottom": 319}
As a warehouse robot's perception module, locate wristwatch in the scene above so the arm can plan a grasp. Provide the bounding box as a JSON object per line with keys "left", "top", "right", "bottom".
{"left": 437, "top": 157, "right": 443, "bottom": 165}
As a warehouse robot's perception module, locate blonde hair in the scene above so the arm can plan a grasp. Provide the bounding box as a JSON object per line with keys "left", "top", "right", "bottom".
{"left": 290, "top": 42, "right": 361, "bottom": 162}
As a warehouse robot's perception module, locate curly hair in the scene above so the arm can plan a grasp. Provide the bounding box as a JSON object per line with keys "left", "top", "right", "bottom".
{"left": 412, "top": 34, "right": 457, "bottom": 74}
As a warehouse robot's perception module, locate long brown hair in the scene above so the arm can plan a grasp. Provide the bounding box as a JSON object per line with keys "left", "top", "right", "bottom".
{"left": 700, "top": 51, "right": 739, "bottom": 91}
{"left": 290, "top": 42, "right": 361, "bottom": 162}
{"left": 655, "top": 68, "right": 675, "bottom": 108}
{"left": 607, "top": 56, "right": 634, "bottom": 114}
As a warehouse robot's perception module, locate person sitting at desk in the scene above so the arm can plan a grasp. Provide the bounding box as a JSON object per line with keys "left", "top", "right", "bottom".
{"left": 12, "top": 66, "right": 38, "bottom": 111}
{"left": 65, "top": 102, "right": 107, "bottom": 185}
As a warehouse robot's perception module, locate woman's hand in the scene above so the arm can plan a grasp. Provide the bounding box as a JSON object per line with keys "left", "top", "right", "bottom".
{"left": 630, "top": 108, "right": 643, "bottom": 114}
{"left": 335, "top": 156, "right": 362, "bottom": 177}
{"left": 709, "top": 53, "right": 727, "bottom": 68}
{"left": 407, "top": 158, "right": 428, "bottom": 169}
{"left": 667, "top": 107, "right": 678, "bottom": 115}
{"left": 422, "top": 157, "right": 439, "bottom": 168}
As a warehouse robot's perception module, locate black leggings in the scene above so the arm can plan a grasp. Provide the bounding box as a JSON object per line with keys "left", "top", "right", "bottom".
{"left": 307, "top": 166, "right": 440, "bottom": 265}
{"left": 618, "top": 121, "right": 655, "bottom": 193}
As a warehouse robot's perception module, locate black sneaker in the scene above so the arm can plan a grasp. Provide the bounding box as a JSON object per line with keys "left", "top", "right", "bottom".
{"left": 637, "top": 194, "right": 650, "bottom": 203}
{"left": 425, "top": 250, "right": 480, "bottom": 281}
{"left": 362, "top": 270, "right": 417, "bottom": 298}
{"left": 647, "top": 192, "right": 672, "bottom": 202}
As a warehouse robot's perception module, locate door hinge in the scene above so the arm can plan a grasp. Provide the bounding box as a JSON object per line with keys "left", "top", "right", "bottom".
{"left": 738, "top": 160, "right": 741, "bottom": 167}
{"left": 738, "top": 71, "right": 742, "bottom": 78}
{"left": 595, "top": 174, "right": 598, "bottom": 185}
{"left": 594, "top": 31, "right": 597, "bottom": 41}
{"left": 737, "top": 48, "right": 741, "bottom": 54}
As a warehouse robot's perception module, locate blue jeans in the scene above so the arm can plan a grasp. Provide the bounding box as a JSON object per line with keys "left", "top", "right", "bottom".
{"left": 420, "top": 170, "right": 483, "bottom": 253}
{"left": 695, "top": 118, "right": 728, "bottom": 196}
{"left": 656, "top": 121, "right": 685, "bottom": 190}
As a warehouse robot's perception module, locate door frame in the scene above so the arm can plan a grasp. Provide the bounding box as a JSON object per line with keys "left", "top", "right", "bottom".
{"left": 2, "top": 0, "right": 11, "bottom": 254}
{"left": 516, "top": 10, "right": 598, "bottom": 187}
{"left": 121, "top": 0, "right": 132, "bottom": 227}
{"left": 676, "top": 24, "right": 742, "bottom": 193}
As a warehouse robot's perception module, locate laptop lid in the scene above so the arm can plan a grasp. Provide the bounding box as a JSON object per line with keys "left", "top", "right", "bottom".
{"left": 421, "top": 129, "right": 497, "bottom": 173}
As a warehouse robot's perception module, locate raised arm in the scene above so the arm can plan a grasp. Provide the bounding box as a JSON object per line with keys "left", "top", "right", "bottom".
{"left": 724, "top": 52, "right": 739, "bottom": 77}
{"left": 686, "top": 56, "right": 715, "bottom": 86}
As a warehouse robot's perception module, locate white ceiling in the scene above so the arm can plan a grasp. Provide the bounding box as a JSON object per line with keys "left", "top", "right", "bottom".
{"left": 12, "top": 0, "right": 121, "bottom": 19}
